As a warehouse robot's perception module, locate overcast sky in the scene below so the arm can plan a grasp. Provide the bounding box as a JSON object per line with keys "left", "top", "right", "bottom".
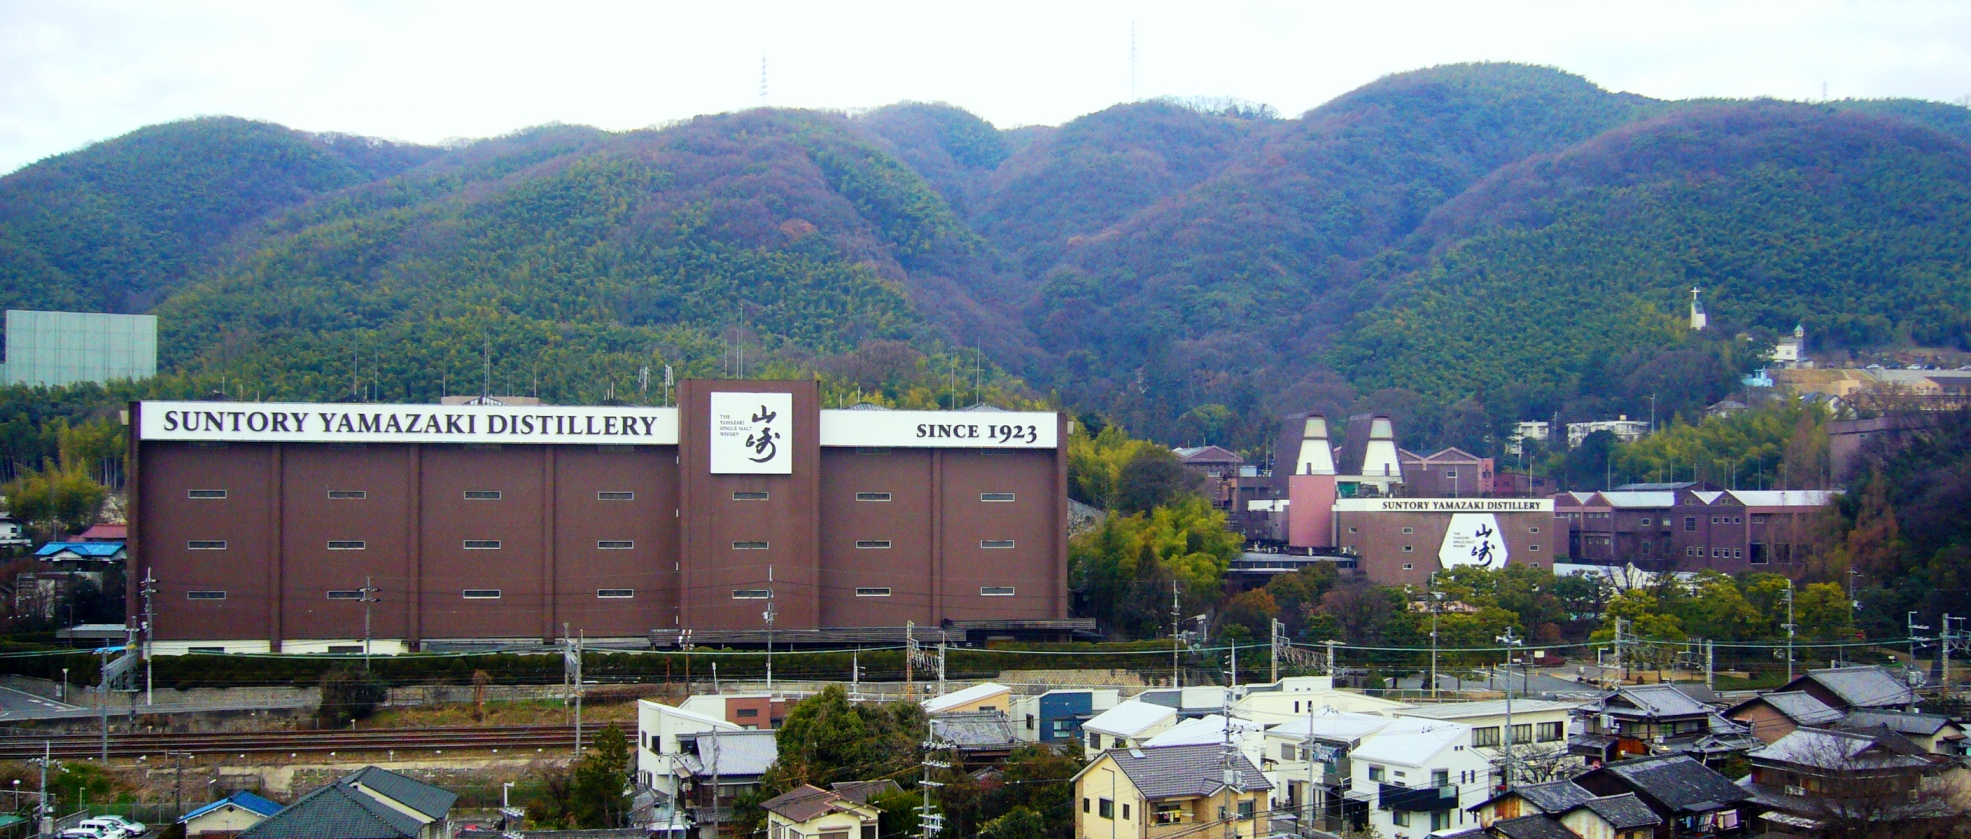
{"left": 4, "top": 0, "right": 1971, "bottom": 174}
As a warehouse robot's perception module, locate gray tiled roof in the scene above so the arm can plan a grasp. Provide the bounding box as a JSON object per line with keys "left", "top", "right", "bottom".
{"left": 1800, "top": 666, "right": 1917, "bottom": 709}
{"left": 1602, "top": 684, "right": 1713, "bottom": 717}
{"left": 1107, "top": 743, "right": 1270, "bottom": 800}
{"left": 340, "top": 766, "right": 457, "bottom": 820}
{"left": 1491, "top": 814, "right": 1575, "bottom": 839}
{"left": 1841, "top": 709, "right": 1954, "bottom": 737}
{"left": 1573, "top": 794, "right": 1662, "bottom": 829}
{"left": 1738, "top": 691, "right": 1844, "bottom": 726}
{"left": 1597, "top": 754, "right": 1750, "bottom": 812}
{"left": 679, "top": 729, "right": 779, "bottom": 779}
{"left": 238, "top": 782, "right": 425, "bottom": 839}
{"left": 930, "top": 711, "right": 1019, "bottom": 750}
{"left": 1514, "top": 780, "right": 1595, "bottom": 813}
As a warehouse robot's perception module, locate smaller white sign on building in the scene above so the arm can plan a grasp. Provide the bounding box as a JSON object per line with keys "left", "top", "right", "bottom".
{"left": 710, "top": 392, "right": 793, "bottom": 474}
{"left": 1439, "top": 512, "right": 1508, "bottom": 570}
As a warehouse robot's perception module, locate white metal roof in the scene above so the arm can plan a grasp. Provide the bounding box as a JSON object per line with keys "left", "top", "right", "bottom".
{"left": 1348, "top": 719, "right": 1470, "bottom": 766}
{"left": 1601, "top": 491, "right": 1677, "bottom": 508}
{"left": 1083, "top": 699, "right": 1178, "bottom": 737}
{"left": 923, "top": 682, "right": 1010, "bottom": 714}
{"left": 1728, "top": 490, "right": 1839, "bottom": 508}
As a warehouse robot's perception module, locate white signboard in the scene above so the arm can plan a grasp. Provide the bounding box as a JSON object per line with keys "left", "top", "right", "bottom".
{"left": 710, "top": 392, "right": 793, "bottom": 474}
{"left": 1439, "top": 513, "right": 1509, "bottom": 570}
{"left": 1332, "top": 498, "right": 1552, "bottom": 513}
{"left": 140, "top": 401, "right": 678, "bottom": 446}
{"left": 817, "top": 410, "right": 1057, "bottom": 448}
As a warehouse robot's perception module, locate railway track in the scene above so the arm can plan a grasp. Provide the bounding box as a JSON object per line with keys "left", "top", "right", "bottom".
{"left": 0, "top": 723, "right": 628, "bottom": 760}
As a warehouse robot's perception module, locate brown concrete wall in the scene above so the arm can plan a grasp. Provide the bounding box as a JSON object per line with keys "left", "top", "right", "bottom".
{"left": 1338, "top": 510, "right": 1553, "bottom": 587}
{"left": 279, "top": 444, "right": 413, "bottom": 641}
{"left": 140, "top": 443, "right": 275, "bottom": 641}
{"left": 938, "top": 449, "right": 1056, "bottom": 621}
{"left": 416, "top": 445, "right": 547, "bottom": 639}
{"left": 676, "top": 380, "right": 821, "bottom": 633}
{"left": 818, "top": 448, "right": 934, "bottom": 627}
{"left": 552, "top": 445, "right": 677, "bottom": 638}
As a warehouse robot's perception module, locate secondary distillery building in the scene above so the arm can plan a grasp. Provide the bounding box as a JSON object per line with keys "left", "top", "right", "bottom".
{"left": 127, "top": 380, "right": 1071, "bottom": 654}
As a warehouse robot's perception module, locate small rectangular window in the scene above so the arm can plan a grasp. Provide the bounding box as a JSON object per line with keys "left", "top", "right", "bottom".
{"left": 856, "top": 447, "right": 891, "bottom": 454}
{"left": 326, "top": 540, "right": 366, "bottom": 550}
{"left": 464, "top": 490, "right": 502, "bottom": 500}
{"left": 463, "top": 540, "right": 502, "bottom": 550}
{"left": 1402, "top": 527, "right": 1414, "bottom": 534}
{"left": 1402, "top": 563, "right": 1414, "bottom": 570}
{"left": 855, "top": 540, "right": 892, "bottom": 549}
{"left": 1530, "top": 526, "right": 1540, "bottom": 534}
{"left": 187, "top": 540, "right": 227, "bottom": 550}
{"left": 981, "top": 539, "right": 1015, "bottom": 549}
{"left": 1530, "top": 545, "right": 1541, "bottom": 552}
{"left": 327, "top": 490, "right": 367, "bottom": 500}
{"left": 856, "top": 587, "right": 892, "bottom": 597}
{"left": 733, "top": 540, "right": 769, "bottom": 550}
{"left": 597, "top": 491, "right": 635, "bottom": 501}
{"left": 186, "top": 590, "right": 227, "bottom": 601}
{"left": 856, "top": 491, "right": 892, "bottom": 502}
{"left": 1402, "top": 545, "right": 1414, "bottom": 552}
{"left": 981, "top": 586, "right": 1016, "bottom": 596}
{"left": 732, "top": 491, "right": 770, "bottom": 501}
{"left": 980, "top": 492, "right": 1016, "bottom": 502}
{"left": 326, "top": 590, "right": 364, "bottom": 600}
{"left": 596, "top": 540, "right": 634, "bottom": 550}
{"left": 597, "top": 589, "right": 635, "bottom": 599}
{"left": 1348, "top": 526, "right": 1358, "bottom": 533}
{"left": 1685, "top": 516, "right": 1697, "bottom": 531}
{"left": 463, "top": 589, "right": 501, "bottom": 600}
{"left": 187, "top": 489, "right": 227, "bottom": 499}
{"left": 732, "top": 589, "right": 771, "bottom": 600}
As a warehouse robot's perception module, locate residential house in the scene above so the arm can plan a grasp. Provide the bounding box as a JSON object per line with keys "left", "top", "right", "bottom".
{"left": 1262, "top": 708, "right": 1405, "bottom": 834}
{"left": 1738, "top": 727, "right": 1947, "bottom": 838}
{"left": 1232, "top": 676, "right": 1412, "bottom": 723}
{"left": 1081, "top": 700, "right": 1179, "bottom": 759}
{"left": 1072, "top": 743, "right": 1272, "bottom": 839}
{"left": 1133, "top": 686, "right": 1229, "bottom": 719}
{"left": 930, "top": 711, "right": 1021, "bottom": 763}
{"left": 0, "top": 517, "right": 30, "bottom": 549}
{"left": 922, "top": 682, "right": 1011, "bottom": 716}
{"left": 1343, "top": 719, "right": 1489, "bottom": 839}
{"left": 76, "top": 523, "right": 126, "bottom": 543}
{"left": 1471, "top": 782, "right": 1664, "bottom": 839}
{"left": 1724, "top": 691, "right": 1844, "bottom": 745}
{"left": 680, "top": 693, "right": 786, "bottom": 730}
{"left": 1555, "top": 794, "right": 1663, "bottom": 839}
{"left": 181, "top": 791, "right": 284, "bottom": 839}
{"left": 637, "top": 701, "right": 741, "bottom": 795}
{"left": 1571, "top": 754, "right": 1753, "bottom": 838}
{"left": 1471, "top": 779, "right": 1598, "bottom": 826}
{"left": 760, "top": 785, "right": 879, "bottom": 839}
{"left": 1571, "top": 684, "right": 1755, "bottom": 767}
{"left": 1398, "top": 699, "right": 1581, "bottom": 774}
{"left": 1010, "top": 688, "right": 1119, "bottom": 745}
{"left": 1772, "top": 665, "right": 1918, "bottom": 713}
{"left": 1484, "top": 813, "right": 1577, "bottom": 839}
{"left": 240, "top": 767, "right": 457, "bottom": 839}
{"left": 672, "top": 730, "right": 779, "bottom": 837}
{"left": 1836, "top": 709, "right": 1965, "bottom": 755}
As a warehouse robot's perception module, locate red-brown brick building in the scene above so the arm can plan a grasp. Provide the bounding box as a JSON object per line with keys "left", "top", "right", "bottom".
{"left": 127, "top": 380, "right": 1070, "bottom": 653}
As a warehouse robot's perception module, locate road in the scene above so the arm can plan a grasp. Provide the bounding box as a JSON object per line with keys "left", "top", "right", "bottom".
{"left": 0, "top": 686, "right": 78, "bottom": 719}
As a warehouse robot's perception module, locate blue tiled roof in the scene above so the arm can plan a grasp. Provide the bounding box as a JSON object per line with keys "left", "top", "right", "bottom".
{"left": 35, "top": 542, "right": 124, "bottom": 558}
{"left": 182, "top": 791, "right": 284, "bottom": 822}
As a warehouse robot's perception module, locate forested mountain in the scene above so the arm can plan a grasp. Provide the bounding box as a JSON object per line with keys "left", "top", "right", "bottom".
{"left": 4, "top": 63, "right": 1970, "bottom": 455}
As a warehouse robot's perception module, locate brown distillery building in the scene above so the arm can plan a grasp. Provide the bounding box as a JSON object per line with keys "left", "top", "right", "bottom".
{"left": 127, "top": 380, "right": 1072, "bottom": 654}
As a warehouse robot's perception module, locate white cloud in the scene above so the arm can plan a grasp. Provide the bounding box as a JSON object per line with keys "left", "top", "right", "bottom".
{"left": 2, "top": 0, "right": 1969, "bottom": 174}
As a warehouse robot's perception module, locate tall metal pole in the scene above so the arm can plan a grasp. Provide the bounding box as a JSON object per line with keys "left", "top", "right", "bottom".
{"left": 142, "top": 570, "right": 155, "bottom": 705}
{"left": 575, "top": 630, "right": 584, "bottom": 756}
{"left": 1908, "top": 612, "right": 1928, "bottom": 680}
{"left": 360, "top": 576, "right": 378, "bottom": 671}
{"left": 1496, "top": 627, "right": 1523, "bottom": 789}
{"left": 1945, "top": 615, "right": 1955, "bottom": 695}
{"left": 764, "top": 565, "right": 775, "bottom": 692}
{"left": 1784, "top": 581, "right": 1797, "bottom": 683}
{"left": 1430, "top": 575, "right": 1441, "bottom": 700}
{"left": 1270, "top": 619, "right": 1280, "bottom": 685}
{"left": 38, "top": 741, "right": 49, "bottom": 836}
{"left": 1172, "top": 580, "right": 1182, "bottom": 688}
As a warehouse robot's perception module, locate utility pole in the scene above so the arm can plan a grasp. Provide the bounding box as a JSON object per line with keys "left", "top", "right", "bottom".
{"left": 1945, "top": 615, "right": 1956, "bottom": 696}
{"left": 575, "top": 630, "right": 584, "bottom": 755}
{"left": 1704, "top": 639, "right": 1715, "bottom": 691}
{"left": 936, "top": 630, "right": 948, "bottom": 697}
{"left": 764, "top": 565, "right": 776, "bottom": 692}
{"left": 905, "top": 621, "right": 916, "bottom": 698}
{"left": 1302, "top": 702, "right": 1319, "bottom": 832}
{"left": 1220, "top": 719, "right": 1240, "bottom": 839}
{"left": 1429, "top": 575, "right": 1442, "bottom": 700}
{"left": 38, "top": 742, "right": 50, "bottom": 836}
{"left": 918, "top": 734, "right": 948, "bottom": 839}
{"left": 1612, "top": 617, "right": 1628, "bottom": 685}
{"left": 359, "top": 576, "right": 379, "bottom": 671}
{"left": 1909, "top": 612, "right": 1929, "bottom": 679}
{"left": 1270, "top": 619, "right": 1281, "bottom": 684}
{"left": 1172, "top": 580, "right": 1183, "bottom": 688}
{"left": 142, "top": 570, "right": 156, "bottom": 705}
{"left": 1784, "top": 580, "right": 1797, "bottom": 683}
{"left": 1496, "top": 627, "right": 1523, "bottom": 790}
{"left": 1324, "top": 640, "right": 1340, "bottom": 677}
{"left": 563, "top": 623, "right": 583, "bottom": 756}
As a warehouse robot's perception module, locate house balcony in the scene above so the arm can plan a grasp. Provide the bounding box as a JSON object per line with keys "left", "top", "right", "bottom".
{"left": 1378, "top": 783, "right": 1458, "bottom": 812}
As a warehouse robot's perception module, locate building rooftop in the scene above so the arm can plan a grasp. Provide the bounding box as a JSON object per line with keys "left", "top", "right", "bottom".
{"left": 1569, "top": 794, "right": 1662, "bottom": 830}
{"left": 1397, "top": 699, "right": 1582, "bottom": 720}
{"left": 1083, "top": 700, "right": 1178, "bottom": 737}
{"left": 1510, "top": 779, "right": 1596, "bottom": 814}
{"left": 930, "top": 711, "right": 1019, "bottom": 751}
{"left": 340, "top": 766, "right": 457, "bottom": 820}
{"left": 181, "top": 791, "right": 283, "bottom": 822}
{"left": 678, "top": 730, "right": 779, "bottom": 778}
{"left": 1592, "top": 754, "right": 1750, "bottom": 812}
{"left": 1787, "top": 666, "right": 1917, "bottom": 709}
{"left": 1094, "top": 743, "right": 1270, "bottom": 800}
{"left": 923, "top": 682, "right": 1009, "bottom": 715}
{"left": 1491, "top": 814, "right": 1575, "bottom": 839}
{"left": 34, "top": 542, "right": 125, "bottom": 559}
{"left": 1266, "top": 708, "right": 1401, "bottom": 743}
{"left": 1729, "top": 691, "right": 1843, "bottom": 727}
{"left": 1840, "top": 708, "right": 1959, "bottom": 738}
{"left": 238, "top": 781, "right": 427, "bottom": 839}
{"left": 1594, "top": 684, "right": 1715, "bottom": 718}
{"left": 761, "top": 785, "right": 871, "bottom": 824}
{"left": 1749, "top": 727, "right": 1931, "bottom": 771}
{"left": 1347, "top": 719, "right": 1468, "bottom": 766}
